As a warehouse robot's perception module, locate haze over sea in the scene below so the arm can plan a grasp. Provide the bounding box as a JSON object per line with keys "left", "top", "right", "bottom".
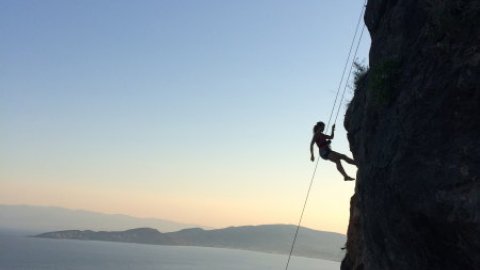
{"left": 0, "top": 232, "right": 339, "bottom": 270}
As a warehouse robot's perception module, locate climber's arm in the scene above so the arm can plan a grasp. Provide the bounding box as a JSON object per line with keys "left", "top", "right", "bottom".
{"left": 326, "top": 124, "right": 335, "bottom": 139}
{"left": 310, "top": 136, "right": 316, "bottom": 161}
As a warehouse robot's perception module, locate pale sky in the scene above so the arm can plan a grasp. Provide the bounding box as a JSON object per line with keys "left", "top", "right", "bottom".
{"left": 1, "top": 0, "right": 370, "bottom": 234}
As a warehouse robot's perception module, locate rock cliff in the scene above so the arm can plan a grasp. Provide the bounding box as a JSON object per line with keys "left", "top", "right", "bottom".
{"left": 342, "top": 0, "right": 480, "bottom": 269}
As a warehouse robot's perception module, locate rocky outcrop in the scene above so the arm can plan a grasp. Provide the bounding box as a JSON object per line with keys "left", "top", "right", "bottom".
{"left": 342, "top": 0, "right": 480, "bottom": 269}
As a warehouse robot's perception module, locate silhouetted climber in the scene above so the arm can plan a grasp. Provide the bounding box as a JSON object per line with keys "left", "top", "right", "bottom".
{"left": 310, "top": 121, "right": 356, "bottom": 181}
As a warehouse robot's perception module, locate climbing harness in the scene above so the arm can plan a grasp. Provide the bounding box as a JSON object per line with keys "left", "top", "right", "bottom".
{"left": 284, "top": 3, "right": 367, "bottom": 270}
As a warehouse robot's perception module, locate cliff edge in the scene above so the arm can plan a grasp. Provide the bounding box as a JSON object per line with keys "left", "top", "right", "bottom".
{"left": 342, "top": 0, "right": 480, "bottom": 269}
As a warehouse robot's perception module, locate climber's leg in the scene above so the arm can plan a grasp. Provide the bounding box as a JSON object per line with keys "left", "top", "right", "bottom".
{"left": 328, "top": 151, "right": 355, "bottom": 181}
{"left": 339, "top": 153, "right": 356, "bottom": 165}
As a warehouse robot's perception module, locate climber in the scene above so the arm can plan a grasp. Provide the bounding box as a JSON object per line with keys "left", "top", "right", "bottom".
{"left": 310, "top": 121, "right": 356, "bottom": 181}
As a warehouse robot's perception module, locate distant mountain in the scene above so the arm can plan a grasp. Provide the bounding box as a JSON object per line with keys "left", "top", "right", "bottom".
{"left": 37, "top": 225, "right": 346, "bottom": 261}
{"left": 0, "top": 205, "right": 199, "bottom": 233}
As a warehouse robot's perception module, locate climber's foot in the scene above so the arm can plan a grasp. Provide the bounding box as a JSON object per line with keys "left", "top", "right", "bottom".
{"left": 344, "top": 176, "right": 355, "bottom": 181}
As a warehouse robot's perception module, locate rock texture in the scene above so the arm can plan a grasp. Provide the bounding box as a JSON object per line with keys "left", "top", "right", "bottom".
{"left": 342, "top": 0, "right": 480, "bottom": 269}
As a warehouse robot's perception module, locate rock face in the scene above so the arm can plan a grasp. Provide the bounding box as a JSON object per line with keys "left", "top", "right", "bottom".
{"left": 342, "top": 0, "right": 480, "bottom": 269}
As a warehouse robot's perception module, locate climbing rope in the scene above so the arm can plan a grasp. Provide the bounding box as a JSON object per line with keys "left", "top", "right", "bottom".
{"left": 284, "top": 3, "right": 367, "bottom": 270}
{"left": 325, "top": 5, "right": 366, "bottom": 132}
{"left": 333, "top": 22, "right": 366, "bottom": 125}
{"left": 283, "top": 155, "right": 320, "bottom": 270}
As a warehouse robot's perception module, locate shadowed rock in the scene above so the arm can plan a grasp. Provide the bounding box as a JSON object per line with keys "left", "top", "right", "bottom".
{"left": 342, "top": 1, "right": 480, "bottom": 270}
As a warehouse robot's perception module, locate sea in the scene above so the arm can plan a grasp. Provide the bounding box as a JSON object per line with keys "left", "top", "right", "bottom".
{"left": 0, "top": 231, "right": 340, "bottom": 270}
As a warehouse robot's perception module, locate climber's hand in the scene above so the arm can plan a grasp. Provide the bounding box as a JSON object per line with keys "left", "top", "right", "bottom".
{"left": 332, "top": 124, "right": 336, "bottom": 130}
{"left": 310, "top": 155, "right": 314, "bottom": 162}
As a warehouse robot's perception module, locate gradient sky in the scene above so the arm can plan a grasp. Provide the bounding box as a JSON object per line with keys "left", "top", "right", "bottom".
{"left": 1, "top": 0, "right": 370, "bottom": 234}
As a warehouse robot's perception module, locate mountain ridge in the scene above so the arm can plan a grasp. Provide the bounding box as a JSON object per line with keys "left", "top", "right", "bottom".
{"left": 36, "top": 224, "right": 346, "bottom": 262}
{"left": 0, "top": 204, "right": 200, "bottom": 233}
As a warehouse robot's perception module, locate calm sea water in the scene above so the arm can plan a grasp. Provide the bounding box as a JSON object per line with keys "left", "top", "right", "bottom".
{"left": 0, "top": 233, "right": 339, "bottom": 270}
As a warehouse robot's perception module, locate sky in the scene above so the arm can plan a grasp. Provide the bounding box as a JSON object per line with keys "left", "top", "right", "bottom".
{"left": 1, "top": 0, "right": 370, "bottom": 234}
